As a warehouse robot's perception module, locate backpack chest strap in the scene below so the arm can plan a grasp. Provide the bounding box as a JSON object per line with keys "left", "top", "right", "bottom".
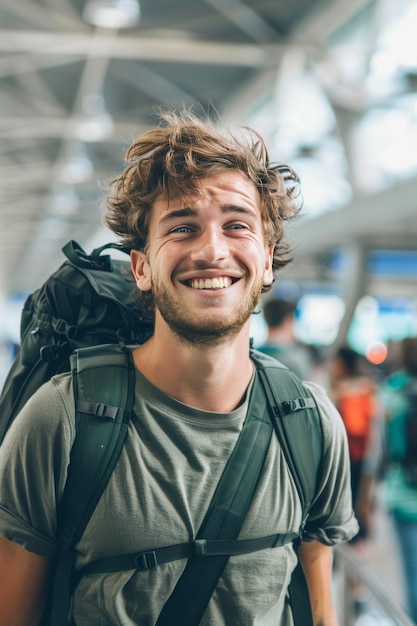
{"left": 76, "top": 531, "right": 300, "bottom": 579}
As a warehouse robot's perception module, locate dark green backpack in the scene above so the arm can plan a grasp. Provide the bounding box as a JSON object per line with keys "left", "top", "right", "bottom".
{"left": 0, "top": 241, "right": 323, "bottom": 626}
{"left": 0, "top": 240, "right": 153, "bottom": 442}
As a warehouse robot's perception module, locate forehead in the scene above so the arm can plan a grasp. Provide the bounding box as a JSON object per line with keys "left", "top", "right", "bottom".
{"left": 155, "top": 170, "right": 260, "bottom": 213}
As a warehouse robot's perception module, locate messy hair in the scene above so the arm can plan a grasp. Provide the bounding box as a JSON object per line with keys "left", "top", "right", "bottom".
{"left": 105, "top": 108, "right": 301, "bottom": 292}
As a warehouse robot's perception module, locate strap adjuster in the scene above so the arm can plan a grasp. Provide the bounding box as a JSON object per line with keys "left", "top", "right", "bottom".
{"left": 281, "top": 397, "right": 315, "bottom": 414}
{"left": 134, "top": 550, "right": 158, "bottom": 571}
{"left": 194, "top": 539, "right": 207, "bottom": 556}
{"left": 95, "top": 403, "right": 110, "bottom": 418}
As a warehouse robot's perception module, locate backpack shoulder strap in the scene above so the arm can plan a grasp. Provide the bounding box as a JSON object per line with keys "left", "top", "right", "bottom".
{"left": 251, "top": 348, "right": 323, "bottom": 525}
{"left": 45, "top": 343, "right": 136, "bottom": 626}
{"left": 250, "top": 348, "right": 323, "bottom": 626}
{"left": 59, "top": 342, "right": 136, "bottom": 545}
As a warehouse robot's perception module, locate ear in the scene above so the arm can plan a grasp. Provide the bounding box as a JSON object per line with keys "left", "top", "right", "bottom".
{"left": 130, "top": 250, "right": 152, "bottom": 291}
{"left": 263, "top": 244, "right": 275, "bottom": 287}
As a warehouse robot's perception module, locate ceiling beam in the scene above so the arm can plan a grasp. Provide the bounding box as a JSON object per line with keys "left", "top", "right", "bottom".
{"left": 293, "top": 0, "right": 371, "bottom": 42}
{"left": 289, "top": 174, "right": 417, "bottom": 256}
{"left": 0, "top": 30, "right": 283, "bottom": 67}
{"left": 0, "top": 117, "right": 148, "bottom": 138}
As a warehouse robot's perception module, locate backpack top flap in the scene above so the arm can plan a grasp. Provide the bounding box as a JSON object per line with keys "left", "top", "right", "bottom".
{"left": 56, "top": 240, "right": 153, "bottom": 340}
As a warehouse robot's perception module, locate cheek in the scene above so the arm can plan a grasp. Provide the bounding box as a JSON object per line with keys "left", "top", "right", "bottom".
{"left": 240, "top": 240, "right": 271, "bottom": 270}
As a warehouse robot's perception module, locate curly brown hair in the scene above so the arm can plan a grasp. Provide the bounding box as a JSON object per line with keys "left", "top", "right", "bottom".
{"left": 105, "top": 108, "right": 301, "bottom": 293}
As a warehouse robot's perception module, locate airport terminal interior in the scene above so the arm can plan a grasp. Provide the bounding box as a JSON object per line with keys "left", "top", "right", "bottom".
{"left": 1, "top": 0, "right": 417, "bottom": 623}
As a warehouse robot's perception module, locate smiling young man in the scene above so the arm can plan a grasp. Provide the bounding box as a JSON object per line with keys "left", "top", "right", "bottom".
{"left": 0, "top": 110, "right": 358, "bottom": 626}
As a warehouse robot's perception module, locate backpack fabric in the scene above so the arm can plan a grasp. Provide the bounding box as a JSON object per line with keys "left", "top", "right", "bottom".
{"left": 0, "top": 241, "right": 323, "bottom": 626}
{"left": 0, "top": 240, "right": 153, "bottom": 443}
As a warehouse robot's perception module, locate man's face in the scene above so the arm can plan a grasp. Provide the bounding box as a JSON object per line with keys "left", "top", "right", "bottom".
{"left": 131, "top": 170, "right": 274, "bottom": 345}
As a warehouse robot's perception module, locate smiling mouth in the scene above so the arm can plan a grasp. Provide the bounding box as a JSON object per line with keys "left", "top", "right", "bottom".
{"left": 188, "top": 277, "right": 234, "bottom": 289}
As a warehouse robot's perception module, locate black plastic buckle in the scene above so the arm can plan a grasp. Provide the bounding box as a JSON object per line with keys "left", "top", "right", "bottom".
{"left": 282, "top": 398, "right": 307, "bottom": 415}
{"left": 134, "top": 550, "right": 158, "bottom": 571}
{"left": 53, "top": 319, "right": 78, "bottom": 339}
{"left": 94, "top": 403, "right": 109, "bottom": 418}
{"left": 40, "top": 344, "right": 67, "bottom": 362}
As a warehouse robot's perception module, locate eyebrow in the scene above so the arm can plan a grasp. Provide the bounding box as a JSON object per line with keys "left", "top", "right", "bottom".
{"left": 158, "top": 203, "right": 257, "bottom": 227}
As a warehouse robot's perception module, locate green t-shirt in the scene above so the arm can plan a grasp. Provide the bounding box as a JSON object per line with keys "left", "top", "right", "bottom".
{"left": 0, "top": 364, "right": 358, "bottom": 625}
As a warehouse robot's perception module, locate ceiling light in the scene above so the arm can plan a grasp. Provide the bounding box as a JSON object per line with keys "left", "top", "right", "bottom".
{"left": 83, "top": 0, "right": 140, "bottom": 29}
{"left": 48, "top": 187, "right": 81, "bottom": 216}
{"left": 74, "top": 94, "right": 114, "bottom": 142}
{"left": 59, "top": 142, "right": 93, "bottom": 185}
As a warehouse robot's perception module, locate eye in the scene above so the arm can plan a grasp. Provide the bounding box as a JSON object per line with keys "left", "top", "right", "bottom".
{"left": 171, "top": 225, "right": 192, "bottom": 233}
{"left": 226, "top": 222, "right": 248, "bottom": 231}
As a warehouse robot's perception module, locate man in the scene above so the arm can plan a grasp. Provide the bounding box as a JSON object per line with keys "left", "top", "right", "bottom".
{"left": 258, "top": 297, "right": 314, "bottom": 380}
{"left": 0, "top": 110, "right": 358, "bottom": 625}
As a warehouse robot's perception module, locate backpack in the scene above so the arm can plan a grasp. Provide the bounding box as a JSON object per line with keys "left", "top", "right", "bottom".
{"left": 0, "top": 241, "right": 323, "bottom": 626}
{"left": 0, "top": 239, "right": 153, "bottom": 442}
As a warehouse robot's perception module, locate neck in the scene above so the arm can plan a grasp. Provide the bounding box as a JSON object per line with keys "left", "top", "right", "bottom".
{"left": 132, "top": 320, "right": 254, "bottom": 413}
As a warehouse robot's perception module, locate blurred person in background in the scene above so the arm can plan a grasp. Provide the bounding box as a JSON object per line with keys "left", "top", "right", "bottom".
{"left": 258, "top": 297, "right": 315, "bottom": 380}
{"left": 328, "top": 346, "right": 382, "bottom": 549}
{"left": 379, "top": 336, "right": 417, "bottom": 623}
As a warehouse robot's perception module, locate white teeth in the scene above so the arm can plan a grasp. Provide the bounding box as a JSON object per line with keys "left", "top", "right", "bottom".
{"left": 190, "top": 277, "right": 232, "bottom": 289}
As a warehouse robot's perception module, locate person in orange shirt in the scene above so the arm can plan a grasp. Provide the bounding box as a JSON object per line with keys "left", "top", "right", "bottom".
{"left": 329, "top": 346, "right": 382, "bottom": 545}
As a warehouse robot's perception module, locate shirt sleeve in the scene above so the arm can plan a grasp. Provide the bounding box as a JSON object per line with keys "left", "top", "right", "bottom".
{"left": 0, "top": 373, "right": 75, "bottom": 558}
{"left": 302, "top": 381, "right": 359, "bottom": 545}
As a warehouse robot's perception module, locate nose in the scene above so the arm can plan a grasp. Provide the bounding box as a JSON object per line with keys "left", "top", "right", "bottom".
{"left": 190, "top": 227, "right": 230, "bottom": 264}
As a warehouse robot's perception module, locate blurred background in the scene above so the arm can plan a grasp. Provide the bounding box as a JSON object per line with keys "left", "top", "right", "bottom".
{"left": 2, "top": 2, "right": 417, "bottom": 622}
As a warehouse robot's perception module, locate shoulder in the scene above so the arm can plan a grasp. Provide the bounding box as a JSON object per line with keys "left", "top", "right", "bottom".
{"left": 304, "top": 380, "right": 345, "bottom": 422}
{"left": 252, "top": 350, "right": 346, "bottom": 446}
{"left": 302, "top": 380, "right": 349, "bottom": 446}
{"left": 2, "top": 372, "right": 75, "bottom": 448}
{"left": 27, "top": 371, "right": 74, "bottom": 418}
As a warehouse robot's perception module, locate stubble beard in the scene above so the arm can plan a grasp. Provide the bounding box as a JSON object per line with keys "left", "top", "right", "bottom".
{"left": 151, "top": 277, "right": 263, "bottom": 347}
